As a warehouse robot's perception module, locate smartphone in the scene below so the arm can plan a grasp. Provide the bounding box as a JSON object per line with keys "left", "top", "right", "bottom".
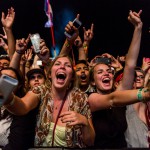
{"left": 0, "top": 74, "right": 18, "bottom": 105}
{"left": 64, "top": 18, "right": 82, "bottom": 38}
{"left": 94, "top": 57, "right": 112, "bottom": 65}
{"left": 30, "top": 33, "right": 41, "bottom": 53}
{"left": 145, "top": 58, "right": 150, "bottom": 62}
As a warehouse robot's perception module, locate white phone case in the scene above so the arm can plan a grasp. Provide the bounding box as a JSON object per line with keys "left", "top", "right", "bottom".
{"left": 0, "top": 74, "right": 18, "bottom": 105}
{"left": 30, "top": 33, "right": 41, "bottom": 53}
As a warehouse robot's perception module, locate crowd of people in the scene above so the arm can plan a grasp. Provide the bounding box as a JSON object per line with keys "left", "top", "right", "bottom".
{"left": 0, "top": 7, "right": 150, "bottom": 150}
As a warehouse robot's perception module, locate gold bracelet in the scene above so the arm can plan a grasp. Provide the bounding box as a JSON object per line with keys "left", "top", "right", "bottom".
{"left": 4, "top": 95, "right": 15, "bottom": 107}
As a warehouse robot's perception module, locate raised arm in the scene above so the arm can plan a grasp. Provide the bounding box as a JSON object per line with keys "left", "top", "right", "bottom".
{"left": 59, "top": 14, "right": 80, "bottom": 56}
{"left": 117, "top": 10, "right": 143, "bottom": 90}
{"left": 88, "top": 87, "right": 150, "bottom": 112}
{"left": 74, "top": 23, "right": 94, "bottom": 61}
{"left": 1, "top": 7, "right": 15, "bottom": 59}
{"left": 82, "top": 23, "right": 94, "bottom": 59}
{"left": 9, "top": 38, "right": 27, "bottom": 70}
{"left": 74, "top": 35, "right": 86, "bottom": 60}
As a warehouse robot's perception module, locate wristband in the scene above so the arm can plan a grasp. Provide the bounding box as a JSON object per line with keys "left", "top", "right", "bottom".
{"left": 16, "top": 50, "right": 24, "bottom": 55}
{"left": 137, "top": 88, "right": 143, "bottom": 101}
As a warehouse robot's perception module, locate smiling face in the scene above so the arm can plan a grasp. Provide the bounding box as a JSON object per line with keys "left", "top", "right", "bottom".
{"left": 92, "top": 63, "right": 114, "bottom": 93}
{"left": 50, "top": 56, "right": 74, "bottom": 91}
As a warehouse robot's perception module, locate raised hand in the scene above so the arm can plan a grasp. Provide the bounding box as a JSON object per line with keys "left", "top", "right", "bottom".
{"left": 37, "top": 39, "right": 50, "bottom": 63}
{"left": 83, "top": 23, "right": 94, "bottom": 43}
{"left": 64, "top": 14, "right": 80, "bottom": 43}
{"left": 102, "top": 53, "right": 123, "bottom": 70}
{"left": 25, "top": 48, "right": 33, "bottom": 61}
{"left": 0, "top": 37, "right": 7, "bottom": 47}
{"left": 142, "top": 57, "right": 150, "bottom": 72}
{"left": 1, "top": 7, "right": 15, "bottom": 30}
{"left": 16, "top": 38, "right": 27, "bottom": 54}
{"left": 128, "top": 10, "right": 143, "bottom": 28}
{"left": 0, "top": 27, "right": 7, "bottom": 39}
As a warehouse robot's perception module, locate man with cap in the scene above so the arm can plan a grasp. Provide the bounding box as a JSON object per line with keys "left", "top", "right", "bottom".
{"left": 26, "top": 68, "right": 46, "bottom": 90}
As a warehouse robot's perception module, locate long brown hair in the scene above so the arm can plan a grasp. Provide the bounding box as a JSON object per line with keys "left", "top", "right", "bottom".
{"left": 48, "top": 54, "right": 76, "bottom": 89}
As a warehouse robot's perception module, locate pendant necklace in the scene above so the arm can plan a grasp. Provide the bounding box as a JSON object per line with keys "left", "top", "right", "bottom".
{"left": 54, "top": 101, "right": 62, "bottom": 110}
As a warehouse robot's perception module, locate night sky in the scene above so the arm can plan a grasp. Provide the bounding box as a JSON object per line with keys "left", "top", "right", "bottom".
{"left": 0, "top": 0, "right": 150, "bottom": 66}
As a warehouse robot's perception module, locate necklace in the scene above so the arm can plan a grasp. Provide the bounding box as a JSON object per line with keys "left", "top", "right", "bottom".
{"left": 54, "top": 101, "right": 62, "bottom": 110}
{"left": 51, "top": 92, "right": 62, "bottom": 110}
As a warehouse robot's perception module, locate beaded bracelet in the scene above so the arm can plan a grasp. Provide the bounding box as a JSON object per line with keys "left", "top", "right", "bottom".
{"left": 83, "top": 44, "right": 88, "bottom": 53}
{"left": 137, "top": 88, "right": 143, "bottom": 101}
{"left": 83, "top": 44, "right": 88, "bottom": 49}
{"left": 64, "top": 41, "right": 70, "bottom": 48}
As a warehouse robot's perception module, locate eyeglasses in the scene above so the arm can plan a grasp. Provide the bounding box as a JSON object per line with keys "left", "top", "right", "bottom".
{"left": 136, "top": 75, "right": 144, "bottom": 79}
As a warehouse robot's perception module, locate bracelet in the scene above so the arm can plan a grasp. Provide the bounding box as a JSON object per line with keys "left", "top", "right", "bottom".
{"left": 83, "top": 44, "right": 88, "bottom": 48}
{"left": 4, "top": 95, "right": 15, "bottom": 107}
{"left": 16, "top": 50, "right": 24, "bottom": 55}
{"left": 137, "top": 88, "right": 143, "bottom": 101}
{"left": 109, "top": 99, "right": 115, "bottom": 108}
{"left": 83, "top": 44, "right": 88, "bottom": 53}
{"left": 64, "top": 41, "right": 70, "bottom": 48}
{"left": 25, "top": 61, "right": 31, "bottom": 68}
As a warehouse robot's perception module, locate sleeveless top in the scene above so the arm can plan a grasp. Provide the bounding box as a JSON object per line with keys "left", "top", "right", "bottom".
{"left": 125, "top": 105, "right": 149, "bottom": 148}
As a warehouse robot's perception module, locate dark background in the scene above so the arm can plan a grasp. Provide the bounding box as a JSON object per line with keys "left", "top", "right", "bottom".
{"left": 0, "top": 0, "right": 150, "bottom": 66}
